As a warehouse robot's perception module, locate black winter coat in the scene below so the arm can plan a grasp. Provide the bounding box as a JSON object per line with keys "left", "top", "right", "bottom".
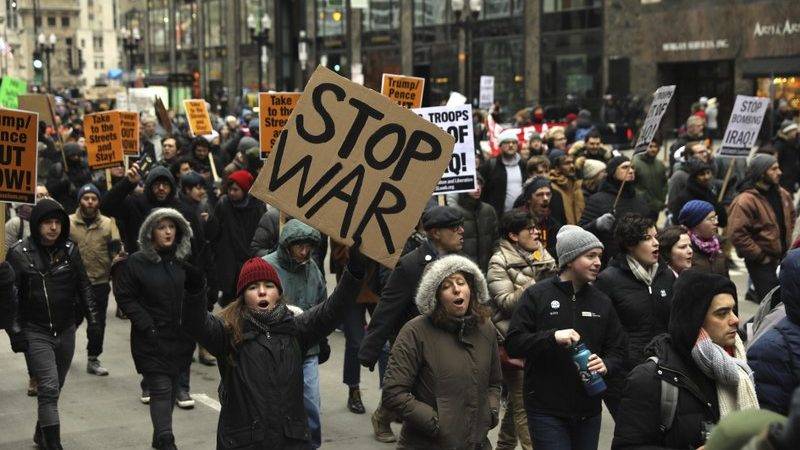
{"left": 358, "top": 240, "right": 439, "bottom": 367}
{"left": 6, "top": 199, "right": 98, "bottom": 334}
{"left": 205, "top": 194, "right": 266, "bottom": 299}
{"left": 453, "top": 194, "right": 499, "bottom": 272}
{"left": 0, "top": 262, "right": 15, "bottom": 331}
{"left": 776, "top": 136, "right": 800, "bottom": 193}
{"left": 579, "top": 180, "right": 648, "bottom": 266}
{"left": 612, "top": 334, "right": 720, "bottom": 450}
{"left": 479, "top": 157, "right": 527, "bottom": 217}
{"left": 505, "top": 276, "right": 627, "bottom": 418}
{"left": 182, "top": 271, "right": 362, "bottom": 450}
{"left": 594, "top": 257, "right": 675, "bottom": 368}
{"left": 668, "top": 178, "right": 728, "bottom": 228}
{"left": 249, "top": 206, "right": 281, "bottom": 257}
{"left": 114, "top": 209, "right": 197, "bottom": 375}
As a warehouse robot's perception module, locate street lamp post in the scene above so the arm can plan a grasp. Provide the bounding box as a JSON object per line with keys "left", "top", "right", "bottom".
{"left": 453, "top": 0, "right": 481, "bottom": 100}
{"left": 37, "top": 32, "right": 56, "bottom": 92}
{"left": 120, "top": 27, "right": 142, "bottom": 84}
{"left": 247, "top": 13, "right": 271, "bottom": 92}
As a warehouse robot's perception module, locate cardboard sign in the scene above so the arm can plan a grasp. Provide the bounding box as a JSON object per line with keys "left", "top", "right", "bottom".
{"left": 184, "top": 99, "right": 213, "bottom": 136}
{"left": 0, "top": 108, "right": 39, "bottom": 204}
{"left": 84, "top": 111, "right": 125, "bottom": 169}
{"left": 380, "top": 74, "right": 425, "bottom": 109}
{"left": 719, "top": 95, "right": 771, "bottom": 157}
{"left": 635, "top": 85, "right": 676, "bottom": 149}
{"left": 258, "top": 92, "right": 301, "bottom": 158}
{"left": 0, "top": 77, "right": 28, "bottom": 109}
{"left": 250, "top": 66, "right": 455, "bottom": 268}
{"left": 118, "top": 111, "right": 141, "bottom": 155}
{"left": 18, "top": 94, "right": 57, "bottom": 127}
{"left": 154, "top": 96, "right": 172, "bottom": 134}
{"left": 413, "top": 105, "right": 476, "bottom": 194}
{"left": 479, "top": 76, "right": 495, "bottom": 110}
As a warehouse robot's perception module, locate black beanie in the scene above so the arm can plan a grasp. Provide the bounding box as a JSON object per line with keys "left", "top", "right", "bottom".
{"left": 523, "top": 176, "right": 551, "bottom": 199}
{"left": 668, "top": 269, "right": 737, "bottom": 358}
{"left": 606, "top": 156, "right": 630, "bottom": 181}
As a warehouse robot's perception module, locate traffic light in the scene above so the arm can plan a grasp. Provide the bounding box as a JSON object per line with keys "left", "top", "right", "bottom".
{"left": 32, "top": 51, "right": 43, "bottom": 72}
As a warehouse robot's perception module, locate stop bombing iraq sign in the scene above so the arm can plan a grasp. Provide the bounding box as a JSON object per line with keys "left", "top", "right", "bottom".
{"left": 250, "top": 66, "right": 455, "bottom": 268}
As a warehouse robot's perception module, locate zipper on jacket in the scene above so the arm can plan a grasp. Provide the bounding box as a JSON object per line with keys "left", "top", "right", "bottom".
{"left": 41, "top": 273, "right": 55, "bottom": 335}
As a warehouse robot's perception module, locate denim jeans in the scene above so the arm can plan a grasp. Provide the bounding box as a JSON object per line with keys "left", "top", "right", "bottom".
{"left": 342, "top": 303, "right": 389, "bottom": 387}
{"left": 87, "top": 283, "right": 110, "bottom": 357}
{"left": 143, "top": 372, "right": 178, "bottom": 440}
{"left": 303, "top": 355, "right": 322, "bottom": 448}
{"left": 527, "top": 412, "right": 601, "bottom": 450}
{"left": 24, "top": 325, "right": 76, "bottom": 427}
{"left": 140, "top": 365, "right": 191, "bottom": 394}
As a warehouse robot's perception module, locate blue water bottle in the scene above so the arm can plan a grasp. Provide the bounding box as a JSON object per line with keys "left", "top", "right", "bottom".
{"left": 572, "top": 343, "right": 607, "bottom": 396}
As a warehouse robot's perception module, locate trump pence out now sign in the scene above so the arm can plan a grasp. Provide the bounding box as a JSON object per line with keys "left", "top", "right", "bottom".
{"left": 251, "top": 66, "right": 455, "bottom": 268}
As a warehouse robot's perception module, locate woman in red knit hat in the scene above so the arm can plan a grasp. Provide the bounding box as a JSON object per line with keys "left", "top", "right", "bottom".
{"left": 180, "top": 247, "right": 367, "bottom": 450}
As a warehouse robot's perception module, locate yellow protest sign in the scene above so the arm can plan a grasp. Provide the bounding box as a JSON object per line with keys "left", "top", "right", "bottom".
{"left": 84, "top": 111, "right": 125, "bottom": 169}
{"left": 184, "top": 99, "right": 213, "bottom": 136}
{"left": 251, "top": 66, "right": 454, "bottom": 268}
{"left": 381, "top": 74, "right": 425, "bottom": 109}
{"left": 0, "top": 108, "right": 38, "bottom": 204}
{"left": 259, "top": 92, "right": 301, "bottom": 158}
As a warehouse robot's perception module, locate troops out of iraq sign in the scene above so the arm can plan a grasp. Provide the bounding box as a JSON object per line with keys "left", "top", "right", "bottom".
{"left": 413, "top": 105, "right": 476, "bottom": 194}
{"left": 0, "top": 108, "right": 38, "bottom": 204}
{"left": 635, "top": 85, "right": 676, "bottom": 150}
{"left": 250, "top": 66, "right": 455, "bottom": 268}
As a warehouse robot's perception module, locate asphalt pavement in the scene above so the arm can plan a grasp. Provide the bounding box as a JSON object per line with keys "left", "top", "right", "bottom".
{"left": 0, "top": 258, "right": 756, "bottom": 449}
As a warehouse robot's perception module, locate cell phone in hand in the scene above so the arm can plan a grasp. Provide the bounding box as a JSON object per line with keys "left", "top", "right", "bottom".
{"left": 137, "top": 153, "right": 155, "bottom": 179}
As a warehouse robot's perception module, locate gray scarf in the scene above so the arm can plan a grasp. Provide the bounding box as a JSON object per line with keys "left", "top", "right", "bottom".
{"left": 625, "top": 254, "right": 658, "bottom": 287}
{"left": 245, "top": 303, "right": 288, "bottom": 335}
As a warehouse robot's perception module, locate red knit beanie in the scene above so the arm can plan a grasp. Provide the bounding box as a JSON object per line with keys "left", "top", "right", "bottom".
{"left": 228, "top": 170, "right": 254, "bottom": 193}
{"left": 236, "top": 257, "right": 282, "bottom": 297}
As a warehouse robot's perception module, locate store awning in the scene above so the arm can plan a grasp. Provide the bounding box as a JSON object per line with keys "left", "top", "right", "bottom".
{"left": 742, "top": 57, "right": 800, "bottom": 77}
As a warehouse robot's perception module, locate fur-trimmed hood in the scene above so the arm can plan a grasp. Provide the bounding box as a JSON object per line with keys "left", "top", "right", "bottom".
{"left": 415, "top": 254, "right": 490, "bottom": 316}
{"left": 137, "top": 207, "right": 193, "bottom": 263}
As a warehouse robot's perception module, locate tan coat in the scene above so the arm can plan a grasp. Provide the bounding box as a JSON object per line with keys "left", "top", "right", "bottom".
{"left": 69, "top": 211, "right": 120, "bottom": 284}
{"left": 382, "top": 315, "right": 502, "bottom": 450}
{"left": 487, "top": 239, "right": 556, "bottom": 338}
{"left": 550, "top": 171, "right": 585, "bottom": 225}
{"left": 727, "top": 187, "right": 795, "bottom": 262}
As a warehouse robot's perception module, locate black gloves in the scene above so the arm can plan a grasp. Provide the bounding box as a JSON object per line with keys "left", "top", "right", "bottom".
{"left": 318, "top": 338, "right": 331, "bottom": 365}
{"left": 9, "top": 332, "right": 27, "bottom": 353}
{"left": 346, "top": 238, "right": 367, "bottom": 279}
{"left": 182, "top": 262, "right": 206, "bottom": 294}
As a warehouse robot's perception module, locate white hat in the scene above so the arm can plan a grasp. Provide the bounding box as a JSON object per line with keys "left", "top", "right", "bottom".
{"left": 497, "top": 129, "right": 519, "bottom": 145}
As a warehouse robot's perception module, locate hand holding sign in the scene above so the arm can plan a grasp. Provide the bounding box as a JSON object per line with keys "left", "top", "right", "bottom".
{"left": 250, "top": 66, "right": 455, "bottom": 268}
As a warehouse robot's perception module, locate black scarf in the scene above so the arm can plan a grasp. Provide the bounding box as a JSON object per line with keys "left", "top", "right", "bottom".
{"left": 245, "top": 303, "right": 289, "bottom": 336}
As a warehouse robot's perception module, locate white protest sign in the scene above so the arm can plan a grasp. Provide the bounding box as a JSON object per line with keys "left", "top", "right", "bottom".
{"left": 479, "top": 76, "right": 495, "bottom": 110}
{"left": 718, "top": 95, "right": 771, "bottom": 157}
{"left": 413, "top": 105, "right": 476, "bottom": 194}
{"left": 635, "top": 85, "right": 676, "bottom": 149}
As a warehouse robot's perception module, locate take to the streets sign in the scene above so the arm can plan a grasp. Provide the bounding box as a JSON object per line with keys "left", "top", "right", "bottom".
{"left": 0, "top": 108, "right": 38, "bottom": 204}
{"left": 413, "top": 105, "right": 476, "bottom": 194}
{"left": 635, "top": 85, "right": 676, "bottom": 150}
{"left": 259, "top": 92, "right": 301, "bottom": 158}
{"left": 250, "top": 66, "right": 455, "bottom": 268}
{"left": 184, "top": 99, "right": 213, "bottom": 136}
{"left": 380, "top": 74, "right": 424, "bottom": 109}
{"left": 84, "top": 111, "right": 131, "bottom": 169}
{"left": 718, "top": 95, "right": 771, "bottom": 157}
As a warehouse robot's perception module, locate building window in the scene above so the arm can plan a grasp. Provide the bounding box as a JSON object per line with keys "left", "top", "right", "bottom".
{"left": 47, "top": 16, "right": 56, "bottom": 27}
{"left": 414, "top": 0, "right": 448, "bottom": 26}
{"left": 204, "top": 0, "right": 225, "bottom": 47}
{"left": 363, "top": 0, "right": 400, "bottom": 31}
{"left": 176, "top": 2, "right": 195, "bottom": 49}
{"left": 483, "top": 0, "right": 511, "bottom": 19}
{"left": 93, "top": 36, "right": 104, "bottom": 49}
{"left": 62, "top": 16, "right": 70, "bottom": 27}
{"left": 543, "top": 0, "right": 601, "bottom": 12}
{"left": 65, "top": 37, "right": 73, "bottom": 47}
{"left": 35, "top": 17, "right": 42, "bottom": 27}
{"left": 317, "top": 0, "right": 346, "bottom": 37}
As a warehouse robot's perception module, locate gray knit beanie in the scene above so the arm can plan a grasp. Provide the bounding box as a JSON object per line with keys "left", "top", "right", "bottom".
{"left": 746, "top": 154, "right": 777, "bottom": 182}
{"left": 415, "top": 255, "right": 490, "bottom": 316}
{"left": 556, "top": 225, "right": 604, "bottom": 268}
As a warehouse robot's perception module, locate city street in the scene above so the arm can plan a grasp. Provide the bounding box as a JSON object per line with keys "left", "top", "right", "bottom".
{"left": 0, "top": 259, "right": 757, "bottom": 450}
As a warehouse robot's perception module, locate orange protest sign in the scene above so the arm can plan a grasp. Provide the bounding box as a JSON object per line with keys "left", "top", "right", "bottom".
{"left": 258, "top": 92, "right": 301, "bottom": 158}
{"left": 84, "top": 111, "right": 125, "bottom": 169}
{"left": 0, "top": 108, "right": 38, "bottom": 204}
{"left": 381, "top": 74, "right": 425, "bottom": 109}
{"left": 184, "top": 99, "right": 213, "bottom": 136}
{"left": 118, "top": 111, "right": 140, "bottom": 155}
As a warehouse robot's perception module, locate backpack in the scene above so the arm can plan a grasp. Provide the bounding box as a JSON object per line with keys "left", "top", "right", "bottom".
{"left": 648, "top": 356, "right": 679, "bottom": 433}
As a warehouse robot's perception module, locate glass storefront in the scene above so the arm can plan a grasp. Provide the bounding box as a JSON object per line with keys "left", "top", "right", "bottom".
{"left": 756, "top": 77, "right": 800, "bottom": 111}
